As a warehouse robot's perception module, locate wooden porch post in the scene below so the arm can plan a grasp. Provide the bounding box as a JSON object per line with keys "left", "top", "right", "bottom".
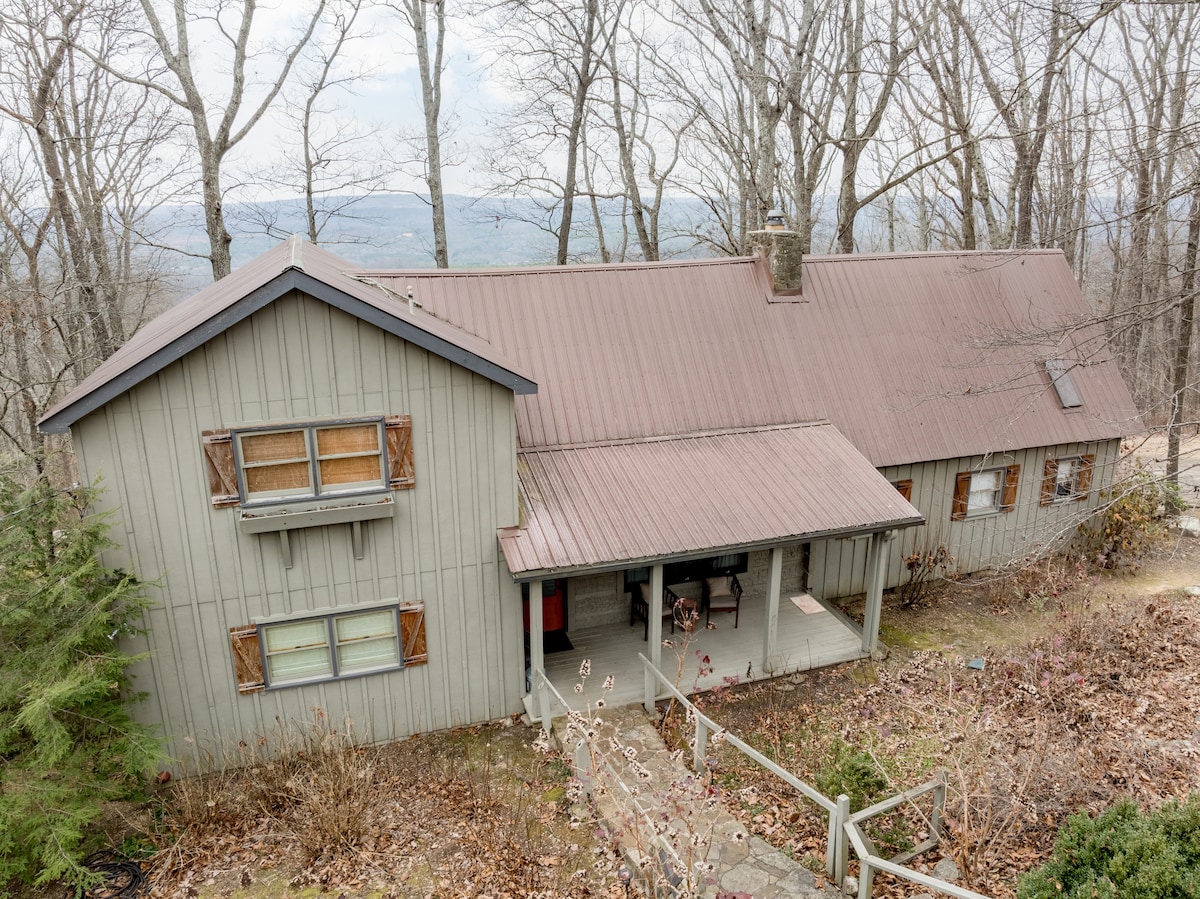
{"left": 528, "top": 578, "right": 545, "bottom": 690}
{"left": 645, "top": 563, "right": 664, "bottom": 712}
{"left": 761, "top": 546, "right": 783, "bottom": 675}
{"left": 861, "top": 532, "right": 893, "bottom": 653}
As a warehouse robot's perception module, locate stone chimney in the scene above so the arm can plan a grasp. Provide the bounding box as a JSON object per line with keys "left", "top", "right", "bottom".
{"left": 748, "top": 210, "right": 803, "bottom": 296}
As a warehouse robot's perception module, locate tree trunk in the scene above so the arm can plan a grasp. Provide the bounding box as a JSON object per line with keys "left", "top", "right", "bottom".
{"left": 1167, "top": 186, "right": 1200, "bottom": 484}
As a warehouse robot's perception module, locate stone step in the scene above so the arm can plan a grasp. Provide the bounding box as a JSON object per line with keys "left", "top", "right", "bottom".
{"left": 550, "top": 703, "right": 840, "bottom": 898}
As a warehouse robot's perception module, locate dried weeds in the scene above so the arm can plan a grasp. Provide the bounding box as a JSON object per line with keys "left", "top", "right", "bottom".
{"left": 703, "top": 588, "right": 1200, "bottom": 898}
{"left": 144, "top": 717, "right": 628, "bottom": 899}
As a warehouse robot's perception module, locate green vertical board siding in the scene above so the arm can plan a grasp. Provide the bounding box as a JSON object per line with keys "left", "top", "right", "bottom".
{"left": 807, "top": 440, "right": 1123, "bottom": 601}
{"left": 73, "top": 291, "right": 522, "bottom": 767}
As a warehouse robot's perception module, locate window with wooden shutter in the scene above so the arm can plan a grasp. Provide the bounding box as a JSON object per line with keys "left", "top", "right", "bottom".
{"left": 385, "top": 415, "right": 415, "bottom": 489}
{"left": 1076, "top": 455, "right": 1095, "bottom": 498}
{"left": 203, "top": 431, "right": 240, "bottom": 507}
{"left": 229, "top": 625, "right": 265, "bottom": 694}
{"left": 952, "top": 465, "right": 1019, "bottom": 519}
{"left": 1040, "top": 458, "right": 1060, "bottom": 506}
{"left": 892, "top": 479, "right": 913, "bottom": 502}
{"left": 239, "top": 603, "right": 425, "bottom": 691}
{"left": 1041, "top": 455, "right": 1094, "bottom": 504}
{"left": 400, "top": 603, "right": 427, "bottom": 666}
{"left": 951, "top": 472, "right": 972, "bottom": 521}
{"left": 1000, "top": 464, "right": 1020, "bottom": 511}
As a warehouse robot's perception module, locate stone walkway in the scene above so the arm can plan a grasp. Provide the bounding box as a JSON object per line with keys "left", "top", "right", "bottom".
{"left": 551, "top": 704, "right": 841, "bottom": 898}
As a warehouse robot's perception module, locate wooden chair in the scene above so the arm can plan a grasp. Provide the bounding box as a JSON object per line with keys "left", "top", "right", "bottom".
{"left": 704, "top": 574, "right": 744, "bottom": 628}
{"left": 663, "top": 586, "right": 698, "bottom": 634}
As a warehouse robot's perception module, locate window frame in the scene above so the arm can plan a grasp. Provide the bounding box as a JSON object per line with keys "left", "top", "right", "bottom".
{"left": 258, "top": 605, "right": 404, "bottom": 689}
{"left": 233, "top": 417, "right": 389, "bottom": 508}
{"left": 951, "top": 464, "right": 1020, "bottom": 520}
{"left": 1040, "top": 455, "right": 1095, "bottom": 505}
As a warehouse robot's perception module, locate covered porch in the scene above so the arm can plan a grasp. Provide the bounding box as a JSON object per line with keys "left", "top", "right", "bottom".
{"left": 499, "top": 424, "right": 925, "bottom": 724}
{"left": 521, "top": 531, "right": 898, "bottom": 721}
{"left": 538, "top": 585, "right": 867, "bottom": 714}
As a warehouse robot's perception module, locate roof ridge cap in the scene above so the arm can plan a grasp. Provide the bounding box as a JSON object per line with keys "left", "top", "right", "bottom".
{"left": 521, "top": 421, "right": 834, "bottom": 453}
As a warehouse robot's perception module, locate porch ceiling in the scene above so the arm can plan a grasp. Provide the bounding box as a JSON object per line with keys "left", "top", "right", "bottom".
{"left": 498, "top": 422, "right": 923, "bottom": 578}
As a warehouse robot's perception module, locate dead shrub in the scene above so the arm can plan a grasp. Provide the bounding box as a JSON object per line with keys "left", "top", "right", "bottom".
{"left": 150, "top": 711, "right": 382, "bottom": 881}
{"left": 898, "top": 543, "right": 956, "bottom": 609}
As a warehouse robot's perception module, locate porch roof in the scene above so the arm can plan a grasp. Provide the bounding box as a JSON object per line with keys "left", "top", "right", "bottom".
{"left": 497, "top": 422, "right": 924, "bottom": 579}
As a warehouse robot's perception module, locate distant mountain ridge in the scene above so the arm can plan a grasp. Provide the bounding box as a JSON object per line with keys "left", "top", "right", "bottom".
{"left": 157, "top": 193, "right": 714, "bottom": 292}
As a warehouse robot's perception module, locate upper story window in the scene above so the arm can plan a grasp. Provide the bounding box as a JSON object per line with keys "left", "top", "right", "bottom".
{"left": 238, "top": 420, "right": 386, "bottom": 505}
{"left": 202, "top": 414, "right": 415, "bottom": 509}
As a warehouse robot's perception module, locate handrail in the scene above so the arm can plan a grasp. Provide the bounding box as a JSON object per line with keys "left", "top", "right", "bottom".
{"left": 639, "top": 652, "right": 844, "bottom": 881}
{"left": 530, "top": 665, "right": 573, "bottom": 726}
{"left": 637, "top": 653, "right": 965, "bottom": 896}
{"left": 844, "top": 821, "right": 990, "bottom": 899}
{"left": 530, "top": 667, "right": 691, "bottom": 889}
{"left": 640, "top": 653, "right": 835, "bottom": 811}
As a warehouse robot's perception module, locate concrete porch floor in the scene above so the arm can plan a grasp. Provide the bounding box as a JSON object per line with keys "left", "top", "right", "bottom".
{"left": 529, "top": 592, "right": 868, "bottom": 718}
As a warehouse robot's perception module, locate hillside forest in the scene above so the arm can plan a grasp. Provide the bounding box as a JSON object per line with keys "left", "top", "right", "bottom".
{"left": 0, "top": 0, "right": 1197, "bottom": 478}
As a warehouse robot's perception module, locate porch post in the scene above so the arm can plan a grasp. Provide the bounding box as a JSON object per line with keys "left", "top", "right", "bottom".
{"left": 761, "top": 546, "right": 783, "bottom": 676}
{"left": 645, "top": 563, "right": 664, "bottom": 712}
{"left": 861, "top": 532, "right": 893, "bottom": 653}
{"left": 529, "top": 578, "right": 545, "bottom": 704}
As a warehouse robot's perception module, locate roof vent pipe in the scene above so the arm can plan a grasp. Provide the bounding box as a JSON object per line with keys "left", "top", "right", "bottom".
{"left": 748, "top": 213, "right": 803, "bottom": 296}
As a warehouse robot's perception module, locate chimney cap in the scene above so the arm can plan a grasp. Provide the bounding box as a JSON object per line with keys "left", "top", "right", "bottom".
{"left": 764, "top": 209, "right": 787, "bottom": 231}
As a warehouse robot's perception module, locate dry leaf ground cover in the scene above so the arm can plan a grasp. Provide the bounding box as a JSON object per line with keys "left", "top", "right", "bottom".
{"left": 679, "top": 541, "right": 1200, "bottom": 898}
{"left": 137, "top": 718, "right": 629, "bottom": 899}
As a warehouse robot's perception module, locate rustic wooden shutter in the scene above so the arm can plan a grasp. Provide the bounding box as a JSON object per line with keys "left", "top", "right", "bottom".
{"left": 1076, "top": 455, "right": 1095, "bottom": 500}
{"left": 1000, "top": 464, "right": 1021, "bottom": 512}
{"left": 399, "top": 603, "right": 427, "bottom": 667}
{"left": 202, "top": 430, "right": 240, "bottom": 507}
{"left": 951, "top": 472, "right": 971, "bottom": 521}
{"left": 1040, "top": 458, "right": 1059, "bottom": 506}
{"left": 894, "top": 479, "right": 913, "bottom": 502}
{"left": 229, "top": 625, "right": 265, "bottom": 694}
{"left": 384, "top": 415, "right": 415, "bottom": 490}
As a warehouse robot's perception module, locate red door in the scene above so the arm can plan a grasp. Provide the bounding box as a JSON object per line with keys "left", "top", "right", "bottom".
{"left": 523, "top": 579, "right": 567, "bottom": 632}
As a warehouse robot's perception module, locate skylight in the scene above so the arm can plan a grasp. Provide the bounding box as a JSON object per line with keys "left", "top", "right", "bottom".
{"left": 1045, "top": 358, "right": 1083, "bottom": 408}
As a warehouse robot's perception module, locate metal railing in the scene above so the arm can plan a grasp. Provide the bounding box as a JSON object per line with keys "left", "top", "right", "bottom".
{"left": 639, "top": 652, "right": 846, "bottom": 879}
{"left": 529, "top": 666, "right": 692, "bottom": 888}
{"left": 639, "top": 653, "right": 987, "bottom": 898}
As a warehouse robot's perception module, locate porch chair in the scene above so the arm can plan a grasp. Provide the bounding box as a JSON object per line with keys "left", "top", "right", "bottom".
{"left": 704, "top": 574, "right": 744, "bottom": 628}
{"left": 662, "top": 585, "right": 698, "bottom": 634}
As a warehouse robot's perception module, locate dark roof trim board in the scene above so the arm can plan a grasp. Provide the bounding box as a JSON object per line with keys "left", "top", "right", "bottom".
{"left": 40, "top": 267, "right": 536, "bottom": 434}
{"left": 291, "top": 271, "right": 537, "bottom": 396}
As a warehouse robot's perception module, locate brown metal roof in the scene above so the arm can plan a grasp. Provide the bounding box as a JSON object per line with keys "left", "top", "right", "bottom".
{"left": 799, "top": 250, "right": 1142, "bottom": 466}
{"left": 498, "top": 424, "right": 923, "bottom": 577}
{"left": 39, "top": 237, "right": 535, "bottom": 433}
{"left": 364, "top": 256, "right": 827, "bottom": 449}
{"left": 369, "top": 249, "right": 1140, "bottom": 466}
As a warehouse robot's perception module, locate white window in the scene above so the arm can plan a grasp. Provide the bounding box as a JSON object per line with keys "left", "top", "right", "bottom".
{"left": 261, "top": 607, "right": 401, "bottom": 686}
{"left": 966, "top": 469, "right": 1004, "bottom": 514}
{"left": 952, "top": 464, "right": 1020, "bottom": 520}
{"left": 236, "top": 419, "right": 386, "bottom": 505}
{"left": 1054, "top": 459, "right": 1079, "bottom": 499}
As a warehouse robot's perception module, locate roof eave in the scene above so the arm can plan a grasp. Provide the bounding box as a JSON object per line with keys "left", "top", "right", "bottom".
{"left": 500, "top": 513, "right": 925, "bottom": 582}
{"left": 39, "top": 268, "right": 536, "bottom": 434}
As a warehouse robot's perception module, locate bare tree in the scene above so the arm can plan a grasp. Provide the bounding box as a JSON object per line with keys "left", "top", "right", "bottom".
{"left": 387, "top": 0, "right": 452, "bottom": 267}
{"left": 0, "top": 0, "right": 175, "bottom": 463}
{"left": 235, "top": 0, "right": 389, "bottom": 246}
{"left": 126, "top": 0, "right": 329, "bottom": 279}
{"left": 483, "top": 0, "right": 620, "bottom": 264}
